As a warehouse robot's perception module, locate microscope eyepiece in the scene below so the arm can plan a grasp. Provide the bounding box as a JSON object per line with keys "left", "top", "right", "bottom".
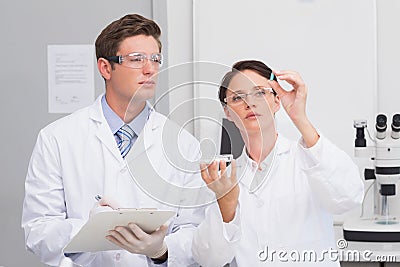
{"left": 392, "top": 114, "right": 400, "bottom": 128}
{"left": 376, "top": 114, "right": 387, "bottom": 139}
{"left": 376, "top": 114, "right": 387, "bottom": 131}
{"left": 391, "top": 114, "right": 400, "bottom": 139}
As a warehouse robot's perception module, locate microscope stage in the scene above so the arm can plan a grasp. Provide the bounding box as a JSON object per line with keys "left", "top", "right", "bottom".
{"left": 343, "top": 218, "right": 400, "bottom": 242}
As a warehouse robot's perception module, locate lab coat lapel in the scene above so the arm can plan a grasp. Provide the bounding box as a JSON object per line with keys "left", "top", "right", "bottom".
{"left": 95, "top": 121, "right": 122, "bottom": 162}
{"left": 127, "top": 111, "right": 159, "bottom": 161}
{"left": 89, "top": 95, "right": 122, "bottom": 162}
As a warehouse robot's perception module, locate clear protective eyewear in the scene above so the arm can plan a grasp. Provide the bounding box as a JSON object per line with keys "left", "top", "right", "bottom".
{"left": 224, "top": 87, "right": 276, "bottom": 105}
{"left": 106, "top": 52, "right": 163, "bottom": 69}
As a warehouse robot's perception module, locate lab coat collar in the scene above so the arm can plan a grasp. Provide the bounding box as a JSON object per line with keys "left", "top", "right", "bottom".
{"left": 237, "top": 134, "right": 291, "bottom": 190}
{"left": 88, "top": 95, "right": 121, "bottom": 162}
{"left": 89, "top": 94, "right": 106, "bottom": 123}
{"left": 88, "top": 94, "right": 159, "bottom": 163}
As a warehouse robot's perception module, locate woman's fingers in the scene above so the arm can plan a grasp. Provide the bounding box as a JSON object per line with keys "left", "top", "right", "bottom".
{"left": 200, "top": 161, "right": 219, "bottom": 185}
{"left": 199, "top": 159, "right": 237, "bottom": 197}
{"left": 200, "top": 163, "right": 213, "bottom": 185}
{"left": 230, "top": 159, "right": 237, "bottom": 183}
{"left": 273, "top": 70, "right": 306, "bottom": 92}
{"left": 219, "top": 160, "right": 227, "bottom": 178}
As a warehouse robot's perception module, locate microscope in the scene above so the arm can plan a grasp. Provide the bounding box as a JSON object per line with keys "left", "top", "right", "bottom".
{"left": 343, "top": 113, "right": 400, "bottom": 242}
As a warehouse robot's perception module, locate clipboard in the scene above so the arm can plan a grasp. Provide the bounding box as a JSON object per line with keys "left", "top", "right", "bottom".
{"left": 64, "top": 209, "right": 176, "bottom": 253}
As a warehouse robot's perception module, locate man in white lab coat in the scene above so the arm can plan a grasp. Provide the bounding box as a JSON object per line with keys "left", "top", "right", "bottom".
{"left": 192, "top": 60, "right": 364, "bottom": 266}
{"left": 22, "top": 14, "right": 207, "bottom": 267}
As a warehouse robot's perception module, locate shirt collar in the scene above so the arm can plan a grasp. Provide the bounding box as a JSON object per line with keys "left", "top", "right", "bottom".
{"left": 129, "top": 102, "right": 151, "bottom": 136}
{"left": 101, "top": 95, "right": 151, "bottom": 136}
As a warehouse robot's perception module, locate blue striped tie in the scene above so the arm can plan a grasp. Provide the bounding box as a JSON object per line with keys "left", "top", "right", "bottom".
{"left": 115, "top": 124, "right": 134, "bottom": 158}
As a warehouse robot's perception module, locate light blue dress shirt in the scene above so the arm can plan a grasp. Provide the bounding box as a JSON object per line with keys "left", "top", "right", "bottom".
{"left": 101, "top": 95, "right": 150, "bottom": 145}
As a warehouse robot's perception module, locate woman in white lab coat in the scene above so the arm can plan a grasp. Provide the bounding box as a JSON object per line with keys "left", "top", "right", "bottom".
{"left": 192, "top": 60, "right": 364, "bottom": 266}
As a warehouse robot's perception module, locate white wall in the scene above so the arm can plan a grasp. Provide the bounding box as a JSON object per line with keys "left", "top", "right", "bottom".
{"left": 377, "top": 0, "right": 400, "bottom": 115}
{"left": 164, "top": 0, "right": 196, "bottom": 133}
{"left": 193, "top": 0, "right": 377, "bottom": 158}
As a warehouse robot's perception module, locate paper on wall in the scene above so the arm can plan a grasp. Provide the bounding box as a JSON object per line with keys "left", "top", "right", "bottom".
{"left": 48, "top": 44, "right": 95, "bottom": 113}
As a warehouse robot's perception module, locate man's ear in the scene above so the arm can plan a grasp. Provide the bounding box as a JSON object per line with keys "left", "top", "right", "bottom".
{"left": 224, "top": 106, "right": 234, "bottom": 122}
{"left": 97, "top": 58, "right": 112, "bottom": 80}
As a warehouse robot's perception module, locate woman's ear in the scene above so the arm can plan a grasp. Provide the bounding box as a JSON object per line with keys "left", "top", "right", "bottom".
{"left": 224, "top": 106, "right": 234, "bottom": 122}
{"left": 273, "top": 94, "right": 281, "bottom": 113}
{"left": 97, "top": 58, "right": 112, "bottom": 80}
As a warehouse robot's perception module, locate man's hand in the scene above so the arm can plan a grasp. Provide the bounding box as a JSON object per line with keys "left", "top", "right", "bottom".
{"left": 90, "top": 196, "right": 120, "bottom": 216}
{"left": 200, "top": 160, "right": 239, "bottom": 222}
{"left": 106, "top": 223, "right": 168, "bottom": 259}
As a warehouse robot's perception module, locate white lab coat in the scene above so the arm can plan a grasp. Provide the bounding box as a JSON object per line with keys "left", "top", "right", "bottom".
{"left": 193, "top": 135, "right": 364, "bottom": 267}
{"left": 22, "top": 95, "right": 207, "bottom": 267}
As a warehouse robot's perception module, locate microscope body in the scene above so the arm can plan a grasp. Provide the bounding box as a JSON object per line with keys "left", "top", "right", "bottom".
{"left": 374, "top": 136, "right": 400, "bottom": 185}
{"left": 343, "top": 114, "right": 400, "bottom": 242}
{"left": 374, "top": 133, "right": 400, "bottom": 218}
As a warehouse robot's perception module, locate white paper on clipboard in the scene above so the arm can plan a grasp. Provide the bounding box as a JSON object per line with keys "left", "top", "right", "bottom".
{"left": 64, "top": 209, "right": 176, "bottom": 253}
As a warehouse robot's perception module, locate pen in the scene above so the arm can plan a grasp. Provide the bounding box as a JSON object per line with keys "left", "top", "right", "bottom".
{"left": 95, "top": 195, "right": 102, "bottom": 201}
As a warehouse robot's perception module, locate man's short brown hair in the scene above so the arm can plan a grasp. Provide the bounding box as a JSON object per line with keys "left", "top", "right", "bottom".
{"left": 95, "top": 14, "right": 162, "bottom": 61}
